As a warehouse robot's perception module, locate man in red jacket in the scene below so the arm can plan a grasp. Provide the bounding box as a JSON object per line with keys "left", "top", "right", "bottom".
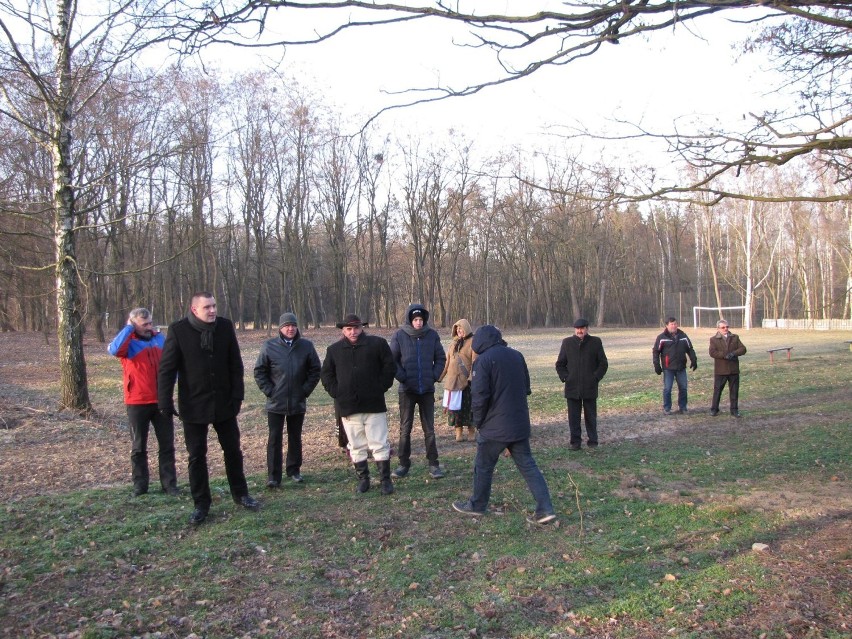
{"left": 109, "top": 308, "right": 178, "bottom": 497}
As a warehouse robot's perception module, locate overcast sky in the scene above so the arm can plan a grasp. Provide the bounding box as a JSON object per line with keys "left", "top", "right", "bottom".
{"left": 194, "top": 5, "right": 781, "bottom": 168}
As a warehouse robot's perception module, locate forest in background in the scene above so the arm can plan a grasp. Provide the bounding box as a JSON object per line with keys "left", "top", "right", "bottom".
{"left": 1, "top": 66, "right": 849, "bottom": 338}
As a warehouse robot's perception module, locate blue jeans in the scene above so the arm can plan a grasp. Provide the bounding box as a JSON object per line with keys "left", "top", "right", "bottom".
{"left": 662, "top": 369, "right": 688, "bottom": 412}
{"left": 468, "top": 436, "right": 554, "bottom": 518}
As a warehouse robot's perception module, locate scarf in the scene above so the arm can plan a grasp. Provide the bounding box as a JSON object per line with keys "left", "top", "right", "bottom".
{"left": 402, "top": 323, "right": 428, "bottom": 338}
{"left": 187, "top": 312, "right": 216, "bottom": 352}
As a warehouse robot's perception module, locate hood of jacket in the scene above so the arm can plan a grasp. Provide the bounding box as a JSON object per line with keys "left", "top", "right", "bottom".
{"left": 451, "top": 318, "right": 473, "bottom": 340}
{"left": 402, "top": 302, "right": 431, "bottom": 337}
{"left": 472, "top": 324, "right": 506, "bottom": 354}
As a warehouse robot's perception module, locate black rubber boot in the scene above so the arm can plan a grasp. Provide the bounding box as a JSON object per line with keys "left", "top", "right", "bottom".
{"left": 377, "top": 460, "right": 394, "bottom": 495}
{"left": 354, "top": 461, "right": 370, "bottom": 493}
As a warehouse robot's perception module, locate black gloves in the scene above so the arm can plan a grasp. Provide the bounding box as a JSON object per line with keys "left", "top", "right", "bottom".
{"left": 159, "top": 406, "right": 178, "bottom": 419}
{"left": 654, "top": 364, "right": 662, "bottom": 375}
{"left": 689, "top": 362, "right": 698, "bottom": 371}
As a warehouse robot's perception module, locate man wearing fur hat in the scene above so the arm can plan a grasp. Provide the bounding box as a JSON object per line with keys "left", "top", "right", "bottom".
{"left": 254, "top": 312, "right": 321, "bottom": 487}
{"left": 390, "top": 303, "right": 447, "bottom": 480}
{"left": 320, "top": 314, "right": 397, "bottom": 494}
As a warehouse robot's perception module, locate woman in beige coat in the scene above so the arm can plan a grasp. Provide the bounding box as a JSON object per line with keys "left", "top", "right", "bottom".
{"left": 438, "top": 319, "right": 477, "bottom": 441}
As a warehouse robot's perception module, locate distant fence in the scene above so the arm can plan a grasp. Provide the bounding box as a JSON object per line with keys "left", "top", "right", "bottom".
{"left": 762, "top": 319, "right": 852, "bottom": 330}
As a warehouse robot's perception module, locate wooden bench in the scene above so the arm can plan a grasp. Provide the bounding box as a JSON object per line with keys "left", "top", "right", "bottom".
{"left": 767, "top": 346, "right": 793, "bottom": 363}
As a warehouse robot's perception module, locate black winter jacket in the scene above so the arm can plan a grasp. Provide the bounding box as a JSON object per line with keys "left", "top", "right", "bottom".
{"left": 652, "top": 329, "right": 697, "bottom": 372}
{"left": 555, "top": 334, "right": 608, "bottom": 399}
{"left": 390, "top": 303, "right": 446, "bottom": 395}
{"left": 158, "top": 316, "right": 244, "bottom": 424}
{"left": 320, "top": 332, "right": 396, "bottom": 417}
{"left": 470, "top": 325, "right": 531, "bottom": 442}
{"left": 253, "top": 332, "right": 321, "bottom": 415}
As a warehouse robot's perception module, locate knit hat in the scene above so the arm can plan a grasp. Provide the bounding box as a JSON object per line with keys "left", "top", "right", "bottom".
{"left": 336, "top": 314, "right": 368, "bottom": 329}
{"left": 279, "top": 312, "right": 298, "bottom": 328}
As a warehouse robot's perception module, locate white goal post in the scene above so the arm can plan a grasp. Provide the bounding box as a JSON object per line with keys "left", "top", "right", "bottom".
{"left": 693, "top": 306, "right": 749, "bottom": 330}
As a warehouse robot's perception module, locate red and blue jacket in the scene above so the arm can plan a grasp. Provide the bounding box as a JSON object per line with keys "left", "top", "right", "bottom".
{"left": 108, "top": 325, "right": 164, "bottom": 404}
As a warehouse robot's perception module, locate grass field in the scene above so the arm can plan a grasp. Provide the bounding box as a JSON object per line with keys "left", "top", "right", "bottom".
{"left": 0, "top": 327, "right": 849, "bottom": 638}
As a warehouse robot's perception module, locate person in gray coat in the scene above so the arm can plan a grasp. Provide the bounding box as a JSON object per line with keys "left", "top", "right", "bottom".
{"left": 254, "top": 312, "right": 321, "bottom": 487}
{"left": 555, "top": 318, "right": 609, "bottom": 450}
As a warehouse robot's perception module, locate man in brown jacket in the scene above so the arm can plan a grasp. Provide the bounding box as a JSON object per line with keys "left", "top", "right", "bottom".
{"left": 708, "top": 320, "right": 747, "bottom": 417}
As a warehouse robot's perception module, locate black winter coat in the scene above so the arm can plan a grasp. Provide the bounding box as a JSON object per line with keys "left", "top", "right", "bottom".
{"left": 390, "top": 303, "right": 446, "bottom": 395}
{"left": 555, "top": 335, "right": 608, "bottom": 399}
{"left": 158, "top": 316, "right": 244, "bottom": 424}
{"left": 652, "top": 329, "right": 697, "bottom": 372}
{"left": 470, "top": 325, "right": 531, "bottom": 442}
{"left": 253, "top": 332, "right": 321, "bottom": 415}
{"left": 320, "top": 333, "right": 396, "bottom": 417}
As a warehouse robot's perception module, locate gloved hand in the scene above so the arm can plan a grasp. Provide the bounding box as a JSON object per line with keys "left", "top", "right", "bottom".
{"left": 690, "top": 362, "right": 698, "bottom": 371}
{"left": 654, "top": 364, "right": 662, "bottom": 375}
{"left": 160, "top": 406, "right": 178, "bottom": 419}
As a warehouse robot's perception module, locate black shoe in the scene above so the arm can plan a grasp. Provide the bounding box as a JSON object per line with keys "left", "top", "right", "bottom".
{"left": 165, "top": 486, "right": 181, "bottom": 496}
{"left": 237, "top": 495, "right": 260, "bottom": 511}
{"left": 266, "top": 480, "right": 280, "bottom": 489}
{"left": 377, "top": 460, "right": 394, "bottom": 495}
{"left": 677, "top": 408, "right": 688, "bottom": 414}
{"left": 569, "top": 444, "right": 581, "bottom": 451}
{"left": 429, "top": 465, "right": 445, "bottom": 479}
{"left": 132, "top": 486, "right": 148, "bottom": 497}
{"left": 710, "top": 409, "right": 719, "bottom": 416}
{"left": 587, "top": 442, "right": 599, "bottom": 449}
{"left": 731, "top": 411, "right": 742, "bottom": 418}
{"left": 290, "top": 473, "right": 304, "bottom": 483}
{"left": 452, "top": 500, "right": 486, "bottom": 516}
{"left": 391, "top": 465, "right": 410, "bottom": 479}
{"left": 189, "top": 508, "right": 208, "bottom": 525}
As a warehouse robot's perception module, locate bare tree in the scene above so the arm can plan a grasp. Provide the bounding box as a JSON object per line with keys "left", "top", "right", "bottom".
{"left": 0, "top": 0, "right": 192, "bottom": 410}
{"left": 183, "top": 1, "right": 851, "bottom": 202}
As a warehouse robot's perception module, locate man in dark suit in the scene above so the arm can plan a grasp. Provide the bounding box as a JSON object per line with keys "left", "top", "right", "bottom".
{"left": 158, "top": 291, "right": 259, "bottom": 525}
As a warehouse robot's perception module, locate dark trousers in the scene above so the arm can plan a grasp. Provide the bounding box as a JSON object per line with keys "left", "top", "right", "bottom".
{"left": 182, "top": 417, "right": 249, "bottom": 511}
{"left": 126, "top": 403, "right": 177, "bottom": 493}
{"left": 397, "top": 392, "right": 439, "bottom": 467}
{"left": 566, "top": 398, "right": 598, "bottom": 446}
{"left": 711, "top": 373, "right": 740, "bottom": 412}
{"left": 267, "top": 412, "right": 305, "bottom": 482}
{"left": 469, "top": 436, "right": 554, "bottom": 518}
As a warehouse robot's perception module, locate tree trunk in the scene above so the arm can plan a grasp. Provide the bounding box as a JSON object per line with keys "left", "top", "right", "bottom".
{"left": 53, "top": 0, "right": 90, "bottom": 412}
